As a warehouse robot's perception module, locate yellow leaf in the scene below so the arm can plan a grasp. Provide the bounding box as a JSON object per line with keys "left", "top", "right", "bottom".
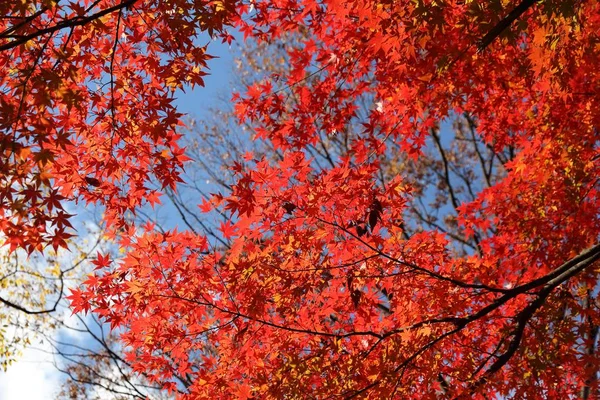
{"left": 214, "top": 0, "right": 226, "bottom": 12}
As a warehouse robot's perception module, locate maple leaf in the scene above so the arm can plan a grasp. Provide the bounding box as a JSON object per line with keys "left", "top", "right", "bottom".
{"left": 92, "top": 252, "right": 112, "bottom": 271}
{"left": 219, "top": 220, "right": 237, "bottom": 239}
{"left": 145, "top": 190, "right": 162, "bottom": 209}
{"left": 198, "top": 198, "right": 213, "bottom": 213}
{"left": 236, "top": 384, "right": 253, "bottom": 400}
{"left": 67, "top": 289, "right": 91, "bottom": 315}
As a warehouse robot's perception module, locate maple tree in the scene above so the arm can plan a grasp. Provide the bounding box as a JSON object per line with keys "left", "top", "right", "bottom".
{"left": 142, "top": 27, "right": 600, "bottom": 398}
{"left": 0, "top": 0, "right": 233, "bottom": 384}
{"left": 0, "top": 0, "right": 234, "bottom": 252}
{"left": 4, "top": 0, "right": 597, "bottom": 398}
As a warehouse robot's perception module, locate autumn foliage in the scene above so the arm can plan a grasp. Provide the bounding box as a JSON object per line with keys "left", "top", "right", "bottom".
{"left": 3, "top": 0, "right": 600, "bottom": 398}
{"left": 0, "top": 0, "right": 233, "bottom": 252}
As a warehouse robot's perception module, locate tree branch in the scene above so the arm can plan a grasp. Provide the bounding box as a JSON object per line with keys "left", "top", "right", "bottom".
{"left": 0, "top": 0, "right": 138, "bottom": 52}
{"left": 478, "top": 0, "right": 540, "bottom": 51}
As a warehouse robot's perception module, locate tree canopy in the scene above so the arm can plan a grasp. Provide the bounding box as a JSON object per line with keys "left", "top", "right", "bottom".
{"left": 0, "top": 0, "right": 234, "bottom": 252}
{"left": 2, "top": 0, "right": 600, "bottom": 398}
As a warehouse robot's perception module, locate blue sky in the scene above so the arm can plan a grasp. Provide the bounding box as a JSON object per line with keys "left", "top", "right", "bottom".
{"left": 177, "top": 37, "right": 236, "bottom": 118}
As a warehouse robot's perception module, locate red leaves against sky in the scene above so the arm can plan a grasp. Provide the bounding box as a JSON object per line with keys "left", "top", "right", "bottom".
{"left": 7, "top": 0, "right": 600, "bottom": 398}
{"left": 0, "top": 0, "right": 233, "bottom": 250}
